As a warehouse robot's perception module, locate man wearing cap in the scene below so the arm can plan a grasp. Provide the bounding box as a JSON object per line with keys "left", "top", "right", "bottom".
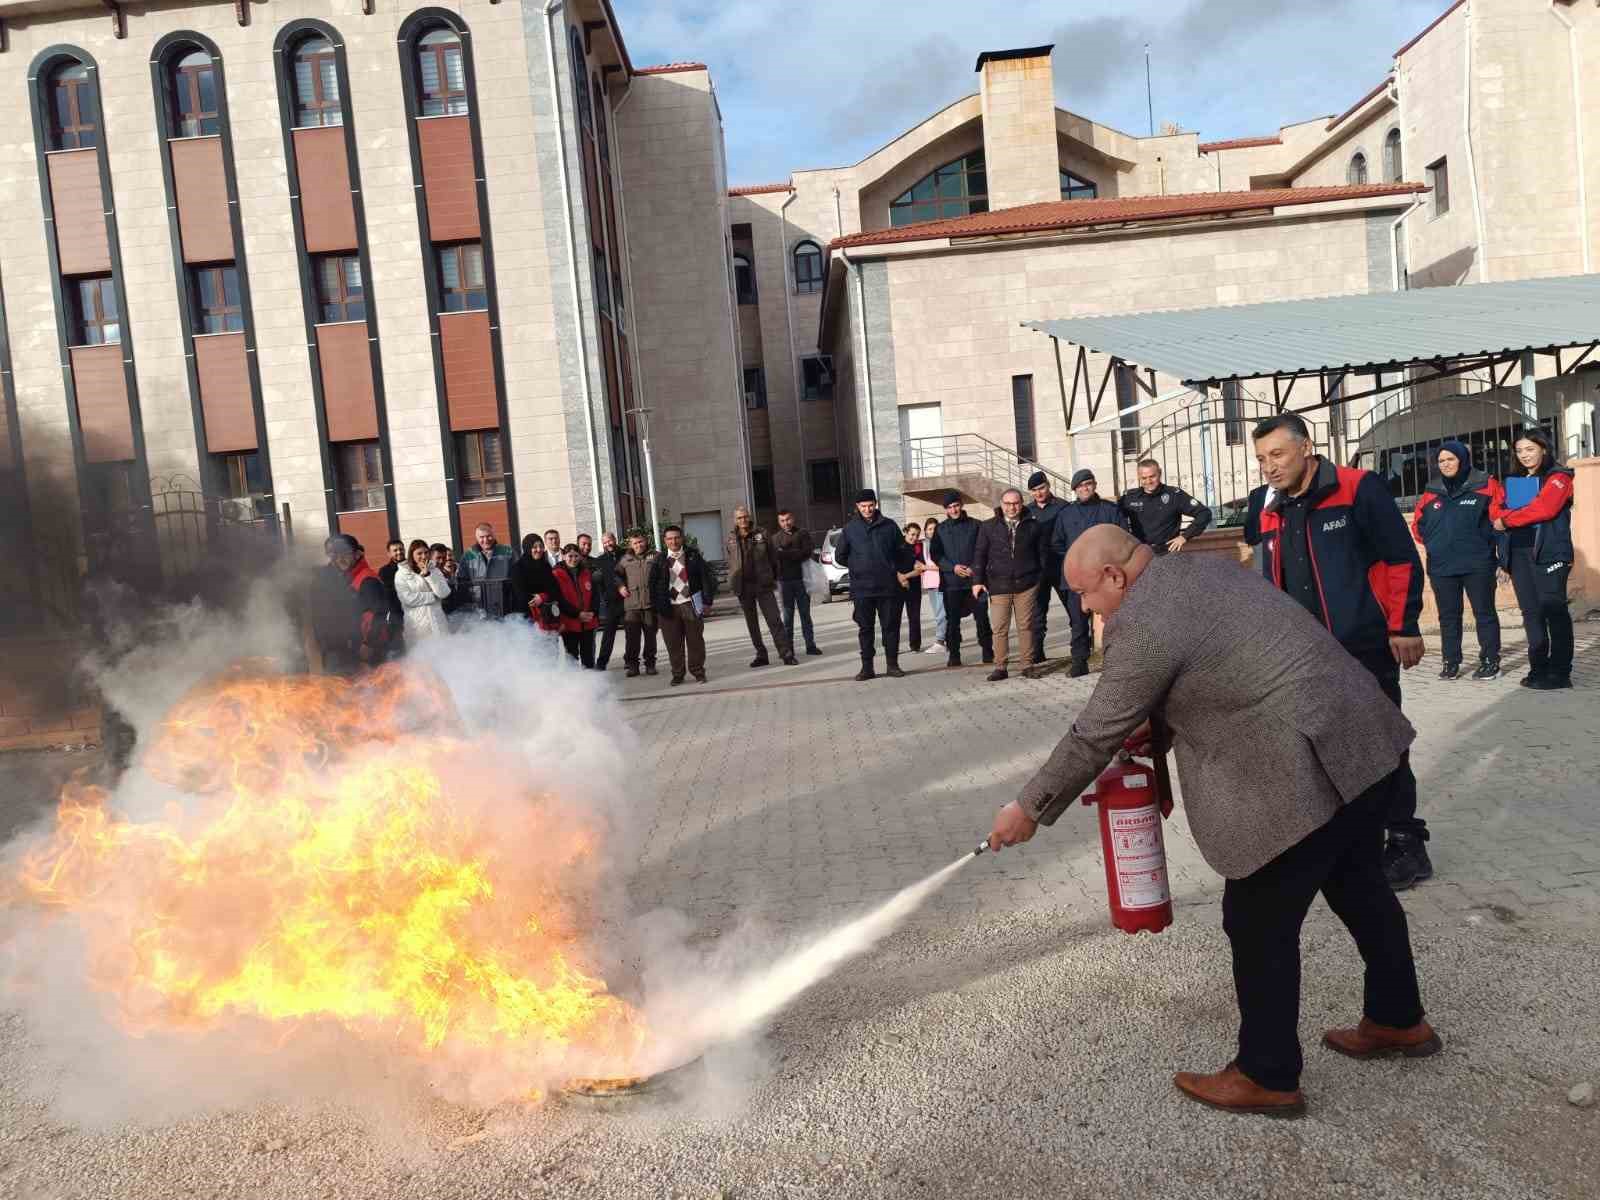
{"left": 306, "top": 534, "right": 390, "bottom": 674}
{"left": 1025, "top": 470, "right": 1072, "bottom": 665}
{"left": 1119, "top": 459, "right": 1213, "bottom": 554}
{"left": 1050, "top": 469, "right": 1130, "bottom": 676}
{"left": 928, "top": 491, "right": 993, "bottom": 668}
{"left": 833, "top": 489, "right": 917, "bottom": 680}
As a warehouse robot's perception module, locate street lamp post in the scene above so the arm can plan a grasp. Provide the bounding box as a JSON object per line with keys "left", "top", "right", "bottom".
{"left": 624, "top": 405, "right": 662, "bottom": 549}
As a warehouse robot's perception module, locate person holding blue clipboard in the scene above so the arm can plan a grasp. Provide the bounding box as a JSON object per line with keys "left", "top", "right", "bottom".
{"left": 1490, "top": 429, "right": 1576, "bottom": 689}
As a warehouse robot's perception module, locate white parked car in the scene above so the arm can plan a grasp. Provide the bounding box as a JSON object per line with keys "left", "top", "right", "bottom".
{"left": 816, "top": 527, "right": 849, "bottom": 601}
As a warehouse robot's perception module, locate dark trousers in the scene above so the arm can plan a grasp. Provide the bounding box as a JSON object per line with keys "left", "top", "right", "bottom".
{"left": 1029, "top": 567, "right": 1063, "bottom": 659}
{"left": 1430, "top": 571, "right": 1501, "bottom": 664}
{"left": 779, "top": 578, "right": 818, "bottom": 651}
{"left": 658, "top": 604, "right": 706, "bottom": 679}
{"left": 560, "top": 630, "right": 596, "bottom": 668}
{"left": 852, "top": 594, "right": 903, "bottom": 665}
{"left": 1223, "top": 781, "right": 1425, "bottom": 1093}
{"left": 942, "top": 586, "right": 992, "bottom": 660}
{"left": 902, "top": 579, "right": 923, "bottom": 651}
{"left": 594, "top": 609, "right": 623, "bottom": 668}
{"left": 1509, "top": 548, "right": 1573, "bottom": 677}
{"left": 1354, "top": 650, "right": 1425, "bottom": 840}
{"left": 623, "top": 611, "right": 657, "bottom": 670}
{"left": 740, "top": 587, "right": 791, "bottom": 659}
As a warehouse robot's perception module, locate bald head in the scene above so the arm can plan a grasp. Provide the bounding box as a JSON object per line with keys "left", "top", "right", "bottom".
{"left": 1064, "top": 525, "right": 1152, "bottom": 618}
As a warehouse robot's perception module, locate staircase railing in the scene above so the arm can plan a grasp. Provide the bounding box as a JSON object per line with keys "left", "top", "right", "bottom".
{"left": 904, "top": 433, "right": 1074, "bottom": 495}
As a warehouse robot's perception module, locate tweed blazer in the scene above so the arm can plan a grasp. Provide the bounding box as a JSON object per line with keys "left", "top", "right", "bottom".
{"left": 1019, "top": 553, "right": 1415, "bottom": 878}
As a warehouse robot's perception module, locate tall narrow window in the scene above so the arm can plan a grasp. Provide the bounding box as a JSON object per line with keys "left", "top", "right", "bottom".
{"left": 793, "top": 240, "right": 824, "bottom": 295}
{"left": 334, "top": 440, "right": 385, "bottom": 510}
{"left": 1383, "top": 128, "right": 1402, "bottom": 183}
{"left": 733, "top": 253, "right": 757, "bottom": 305}
{"left": 890, "top": 151, "right": 987, "bottom": 226}
{"left": 752, "top": 466, "right": 776, "bottom": 509}
{"left": 292, "top": 37, "right": 343, "bottom": 127}
{"left": 1115, "top": 364, "right": 1140, "bottom": 456}
{"left": 809, "top": 458, "right": 842, "bottom": 503}
{"left": 1427, "top": 158, "right": 1450, "bottom": 217}
{"left": 48, "top": 61, "right": 99, "bottom": 150}
{"left": 437, "top": 242, "right": 486, "bottom": 312}
{"left": 744, "top": 366, "right": 767, "bottom": 410}
{"left": 416, "top": 29, "right": 467, "bottom": 117}
{"left": 190, "top": 264, "right": 243, "bottom": 333}
{"left": 455, "top": 429, "right": 506, "bottom": 499}
{"left": 170, "top": 49, "right": 220, "bottom": 138}
{"left": 1347, "top": 152, "right": 1368, "bottom": 186}
{"left": 570, "top": 29, "right": 592, "bottom": 134}
{"left": 1011, "top": 375, "right": 1036, "bottom": 461}
{"left": 594, "top": 247, "right": 611, "bottom": 314}
{"left": 1060, "top": 169, "right": 1097, "bottom": 200}
{"left": 1222, "top": 380, "right": 1244, "bottom": 447}
{"left": 69, "top": 276, "right": 120, "bottom": 346}
{"left": 314, "top": 254, "right": 365, "bottom": 322}
{"left": 800, "top": 355, "right": 833, "bottom": 401}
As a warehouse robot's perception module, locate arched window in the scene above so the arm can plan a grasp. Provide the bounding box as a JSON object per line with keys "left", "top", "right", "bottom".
{"left": 1347, "top": 152, "right": 1369, "bottom": 186}
{"left": 793, "top": 240, "right": 824, "bottom": 295}
{"left": 1060, "top": 169, "right": 1097, "bottom": 201}
{"left": 570, "top": 28, "right": 591, "bottom": 135}
{"left": 889, "top": 151, "right": 987, "bottom": 227}
{"left": 168, "top": 48, "right": 219, "bottom": 137}
{"left": 416, "top": 28, "right": 466, "bottom": 116}
{"left": 291, "top": 36, "right": 342, "bottom": 127}
{"left": 733, "top": 252, "right": 756, "bottom": 305}
{"left": 1384, "top": 128, "right": 1403, "bottom": 182}
{"left": 48, "top": 60, "right": 99, "bottom": 150}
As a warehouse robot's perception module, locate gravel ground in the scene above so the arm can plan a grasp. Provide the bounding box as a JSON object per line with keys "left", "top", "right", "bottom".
{"left": 1, "top": 608, "right": 1596, "bottom": 1200}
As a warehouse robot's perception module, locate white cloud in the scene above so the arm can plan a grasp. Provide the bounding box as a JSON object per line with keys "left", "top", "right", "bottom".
{"left": 611, "top": 0, "right": 1445, "bottom": 181}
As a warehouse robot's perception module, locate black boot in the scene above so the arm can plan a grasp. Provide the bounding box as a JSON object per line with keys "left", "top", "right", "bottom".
{"left": 750, "top": 655, "right": 770, "bottom": 669}
{"left": 1470, "top": 655, "right": 1499, "bottom": 680}
{"left": 1526, "top": 673, "right": 1573, "bottom": 690}
{"left": 1438, "top": 661, "right": 1460, "bottom": 680}
{"left": 1382, "top": 833, "right": 1433, "bottom": 891}
{"left": 885, "top": 659, "right": 906, "bottom": 679}
{"left": 1068, "top": 658, "right": 1089, "bottom": 678}
{"left": 855, "top": 664, "right": 876, "bottom": 681}
{"left": 946, "top": 652, "right": 962, "bottom": 668}
{"left": 805, "top": 644, "right": 823, "bottom": 656}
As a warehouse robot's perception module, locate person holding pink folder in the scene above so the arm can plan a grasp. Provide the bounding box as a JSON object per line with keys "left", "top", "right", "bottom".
{"left": 1491, "top": 429, "right": 1576, "bottom": 689}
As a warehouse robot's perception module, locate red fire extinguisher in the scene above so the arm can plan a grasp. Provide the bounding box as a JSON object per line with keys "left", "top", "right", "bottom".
{"left": 1080, "top": 739, "right": 1175, "bottom": 935}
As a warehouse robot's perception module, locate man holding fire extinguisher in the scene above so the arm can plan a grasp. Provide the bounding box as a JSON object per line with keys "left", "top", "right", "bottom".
{"left": 987, "top": 526, "right": 1440, "bottom": 1118}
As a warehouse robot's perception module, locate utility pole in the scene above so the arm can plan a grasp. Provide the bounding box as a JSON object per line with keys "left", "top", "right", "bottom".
{"left": 1145, "top": 44, "right": 1154, "bottom": 136}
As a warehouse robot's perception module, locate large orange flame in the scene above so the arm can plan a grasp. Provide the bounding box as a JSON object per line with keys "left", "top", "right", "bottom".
{"left": 12, "top": 662, "right": 646, "bottom": 1090}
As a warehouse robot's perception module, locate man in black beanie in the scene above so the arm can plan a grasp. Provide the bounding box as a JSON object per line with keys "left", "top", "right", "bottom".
{"left": 928, "top": 490, "right": 993, "bottom": 668}
{"left": 1049, "top": 468, "right": 1129, "bottom": 675}
{"left": 833, "top": 488, "right": 917, "bottom": 679}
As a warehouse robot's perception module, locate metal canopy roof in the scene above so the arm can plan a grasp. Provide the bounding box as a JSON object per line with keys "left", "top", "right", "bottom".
{"left": 1023, "top": 273, "right": 1600, "bottom": 386}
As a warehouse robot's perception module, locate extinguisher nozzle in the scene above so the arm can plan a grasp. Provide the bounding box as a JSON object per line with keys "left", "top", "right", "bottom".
{"left": 973, "top": 839, "right": 990, "bottom": 857}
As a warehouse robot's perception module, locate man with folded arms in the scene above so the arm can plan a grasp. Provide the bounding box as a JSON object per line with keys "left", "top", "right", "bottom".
{"left": 986, "top": 526, "right": 1440, "bottom": 1117}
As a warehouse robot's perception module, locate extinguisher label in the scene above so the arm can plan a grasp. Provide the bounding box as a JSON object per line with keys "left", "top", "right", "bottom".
{"left": 1107, "top": 803, "right": 1170, "bottom": 910}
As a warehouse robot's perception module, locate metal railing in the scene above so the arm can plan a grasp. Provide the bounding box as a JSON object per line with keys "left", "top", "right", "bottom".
{"left": 904, "top": 433, "right": 1074, "bottom": 494}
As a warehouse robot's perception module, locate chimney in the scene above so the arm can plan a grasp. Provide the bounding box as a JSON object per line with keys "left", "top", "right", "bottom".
{"left": 975, "top": 46, "right": 1060, "bottom": 211}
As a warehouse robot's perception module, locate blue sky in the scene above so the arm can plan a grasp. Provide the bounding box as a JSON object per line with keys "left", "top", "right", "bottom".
{"left": 610, "top": 0, "right": 1448, "bottom": 185}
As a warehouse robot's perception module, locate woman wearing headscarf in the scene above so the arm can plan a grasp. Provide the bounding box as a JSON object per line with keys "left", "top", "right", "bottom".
{"left": 1490, "top": 429, "right": 1577, "bottom": 689}
{"left": 1410, "top": 440, "right": 1503, "bottom": 680}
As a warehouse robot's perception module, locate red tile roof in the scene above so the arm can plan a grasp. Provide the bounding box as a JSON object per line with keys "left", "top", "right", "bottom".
{"left": 828, "top": 184, "right": 1428, "bottom": 250}
{"left": 1197, "top": 135, "right": 1283, "bottom": 153}
{"left": 634, "top": 62, "right": 707, "bottom": 76}
{"left": 1396, "top": 0, "right": 1466, "bottom": 58}
{"left": 728, "top": 183, "right": 794, "bottom": 197}
{"left": 1326, "top": 79, "right": 1391, "bottom": 132}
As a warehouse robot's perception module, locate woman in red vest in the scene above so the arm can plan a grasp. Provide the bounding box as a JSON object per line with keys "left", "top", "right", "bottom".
{"left": 552, "top": 543, "right": 599, "bottom": 668}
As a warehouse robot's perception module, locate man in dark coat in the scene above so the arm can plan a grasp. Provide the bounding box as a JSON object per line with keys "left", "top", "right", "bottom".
{"left": 928, "top": 491, "right": 993, "bottom": 668}
{"left": 833, "top": 488, "right": 916, "bottom": 681}
{"left": 1025, "top": 470, "right": 1072, "bottom": 664}
{"left": 726, "top": 506, "right": 796, "bottom": 667}
{"left": 1050, "top": 468, "right": 1130, "bottom": 676}
{"left": 772, "top": 510, "right": 822, "bottom": 656}
{"left": 378, "top": 539, "right": 406, "bottom": 658}
{"left": 307, "top": 534, "right": 389, "bottom": 674}
{"left": 972, "top": 488, "right": 1044, "bottom": 681}
{"left": 986, "top": 525, "right": 1438, "bottom": 1118}
{"left": 1119, "top": 459, "right": 1212, "bottom": 554}
{"left": 588, "top": 531, "right": 626, "bottom": 670}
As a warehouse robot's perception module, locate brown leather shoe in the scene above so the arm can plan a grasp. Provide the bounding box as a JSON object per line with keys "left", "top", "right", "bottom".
{"left": 1322, "top": 1017, "right": 1443, "bottom": 1060}
{"left": 1173, "top": 1064, "right": 1305, "bottom": 1118}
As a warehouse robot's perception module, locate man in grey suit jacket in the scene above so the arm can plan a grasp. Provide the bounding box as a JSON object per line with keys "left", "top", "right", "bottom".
{"left": 988, "top": 526, "right": 1441, "bottom": 1117}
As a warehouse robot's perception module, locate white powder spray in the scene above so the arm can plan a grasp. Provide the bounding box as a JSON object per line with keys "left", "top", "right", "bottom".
{"left": 676, "top": 852, "right": 977, "bottom": 1050}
